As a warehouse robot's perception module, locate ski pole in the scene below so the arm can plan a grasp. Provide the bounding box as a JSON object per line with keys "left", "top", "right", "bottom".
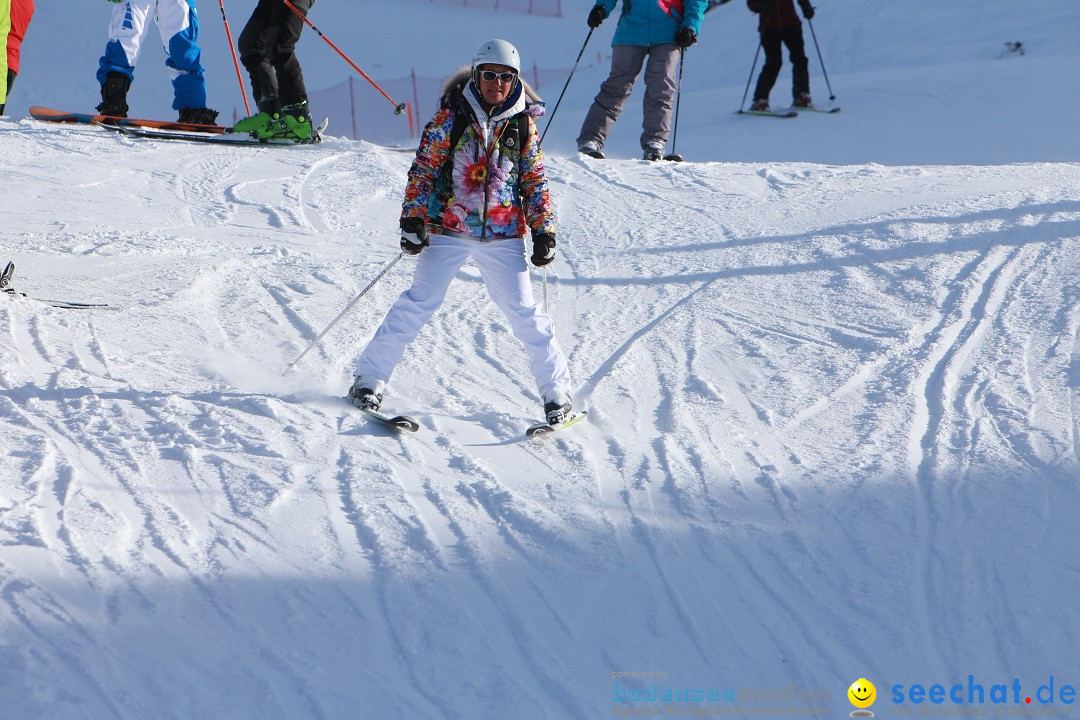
{"left": 805, "top": 18, "right": 836, "bottom": 101}
{"left": 539, "top": 27, "right": 594, "bottom": 145}
{"left": 663, "top": 48, "right": 685, "bottom": 162}
{"left": 739, "top": 42, "right": 762, "bottom": 111}
{"left": 217, "top": 0, "right": 251, "bottom": 117}
{"left": 542, "top": 267, "right": 549, "bottom": 311}
{"left": 280, "top": 0, "right": 407, "bottom": 115}
{"left": 283, "top": 252, "right": 404, "bottom": 374}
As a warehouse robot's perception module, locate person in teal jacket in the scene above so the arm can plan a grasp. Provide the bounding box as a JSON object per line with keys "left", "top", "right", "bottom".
{"left": 576, "top": 0, "right": 706, "bottom": 160}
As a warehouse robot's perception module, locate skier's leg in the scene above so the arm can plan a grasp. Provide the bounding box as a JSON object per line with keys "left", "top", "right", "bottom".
{"left": 640, "top": 43, "right": 679, "bottom": 149}
{"left": 577, "top": 44, "right": 648, "bottom": 149}
{"left": 752, "top": 28, "right": 783, "bottom": 103}
{"left": 472, "top": 238, "right": 572, "bottom": 404}
{"left": 267, "top": 0, "right": 310, "bottom": 107}
{"left": 786, "top": 24, "right": 810, "bottom": 100}
{"left": 353, "top": 235, "right": 471, "bottom": 386}
{"left": 155, "top": 0, "right": 207, "bottom": 111}
{"left": 238, "top": 0, "right": 278, "bottom": 111}
{"left": 97, "top": 0, "right": 154, "bottom": 88}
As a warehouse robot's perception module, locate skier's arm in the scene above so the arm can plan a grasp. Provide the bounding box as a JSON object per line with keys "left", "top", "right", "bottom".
{"left": 401, "top": 108, "right": 455, "bottom": 224}
{"left": 681, "top": 0, "right": 708, "bottom": 34}
{"left": 518, "top": 116, "right": 556, "bottom": 238}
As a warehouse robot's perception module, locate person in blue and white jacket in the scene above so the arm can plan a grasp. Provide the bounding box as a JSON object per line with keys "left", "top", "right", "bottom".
{"left": 577, "top": 0, "right": 707, "bottom": 160}
{"left": 96, "top": 0, "right": 217, "bottom": 125}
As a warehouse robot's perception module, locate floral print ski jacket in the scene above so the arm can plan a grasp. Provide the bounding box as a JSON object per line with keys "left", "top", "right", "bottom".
{"left": 401, "top": 70, "right": 556, "bottom": 242}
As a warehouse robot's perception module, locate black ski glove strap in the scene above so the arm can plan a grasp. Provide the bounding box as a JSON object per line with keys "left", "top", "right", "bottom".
{"left": 400, "top": 217, "right": 430, "bottom": 255}
{"left": 531, "top": 234, "right": 556, "bottom": 267}
{"left": 587, "top": 5, "right": 606, "bottom": 28}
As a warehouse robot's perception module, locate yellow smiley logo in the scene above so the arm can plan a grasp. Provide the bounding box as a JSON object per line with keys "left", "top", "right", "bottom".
{"left": 848, "top": 679, "right": 877, "bottom": 709}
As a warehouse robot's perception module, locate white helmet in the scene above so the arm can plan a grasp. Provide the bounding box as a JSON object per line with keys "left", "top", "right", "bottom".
{"left": 472, "top": 39, "right": 521, "bottom": 74}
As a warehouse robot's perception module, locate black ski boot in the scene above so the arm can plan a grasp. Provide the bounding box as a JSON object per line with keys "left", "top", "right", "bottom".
{"left": 177, "top": 107, "right": 220, "bottom": 125}
{"left": 96, "top": 72, "right": 131, "bottom": 117}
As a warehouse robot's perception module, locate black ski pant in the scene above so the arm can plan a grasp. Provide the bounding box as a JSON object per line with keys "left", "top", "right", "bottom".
{"left": 753, "top": 23, "right": 810, "bottom": 103}
{"left": 238, "top": 0, "right": 314, "bottom": 112}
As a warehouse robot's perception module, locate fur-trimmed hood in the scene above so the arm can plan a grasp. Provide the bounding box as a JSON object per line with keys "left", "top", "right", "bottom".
{"left": 440, "top": 66, "right": 543, "bottom": 105}
{"left": 437, "top": 67, "right": 544, "bottom": 146}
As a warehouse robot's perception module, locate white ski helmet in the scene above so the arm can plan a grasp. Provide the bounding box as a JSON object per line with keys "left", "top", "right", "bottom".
{"left": 472, "top": 38, "right": 521, "bottom": 74}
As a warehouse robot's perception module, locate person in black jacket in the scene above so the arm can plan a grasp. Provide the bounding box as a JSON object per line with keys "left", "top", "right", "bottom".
{"left": 747, "top": 0, "right": 816, "bottom": 111}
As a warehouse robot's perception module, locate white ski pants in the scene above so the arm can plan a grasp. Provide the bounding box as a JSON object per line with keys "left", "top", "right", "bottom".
{"left": 353, "top": 234, "right": 572, "bottom": 403}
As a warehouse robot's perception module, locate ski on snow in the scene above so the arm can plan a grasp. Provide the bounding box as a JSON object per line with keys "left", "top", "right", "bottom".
{"left": 345, "top": 397, "right": 421, "bottom": 433}
{"left": 30, "top": 105, "right": 229, "bottom": 134}
{"left": 579, "top": 149, "right": 684, "bottom": 162}
{"left": 738, "top": 105, "right": 840, "bottom": 118}
{"left": 738, "top": 108, "right": 798, "bottom": 119}
{"left": 106, "top": 118, "right": 328, "bottom": 146}
{"left": 526, "top": 410, "right": 589, "bottom": 438}
{"left": 1, "top": 261, "right": 110, "bottom": 309}
{"left": 344, "top": 394, "right": 587, "bottom": 438}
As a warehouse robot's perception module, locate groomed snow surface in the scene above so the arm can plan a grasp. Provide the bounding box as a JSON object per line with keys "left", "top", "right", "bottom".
{"left": 2, "top": 1, "right": 1079, "bottom": 718}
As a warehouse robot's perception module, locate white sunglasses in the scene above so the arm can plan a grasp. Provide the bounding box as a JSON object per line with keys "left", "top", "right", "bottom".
{"left": 479, "top": 70, "right": 518, "bottom": 84}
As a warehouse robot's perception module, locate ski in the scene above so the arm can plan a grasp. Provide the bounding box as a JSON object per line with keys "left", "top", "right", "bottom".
{"left": 345, "top": 397, "right": 420, "bottom": 432}
{"left": 0, "top": 261, "right": 109, "bottom": 309}
{"left": 738, "top": 109, "right": 798, "bottom": 119}
{"left": 3, "top": 288, "right": 110, "bottom": 309}
{"left": 793, "top": 105, "right": 841, "bottom": 114}
{"left": 526, "top": 410, "right": 588, "bottom": 438}
{"left": 30, "top": 105, "right": 229, "bottom": 134}
{"left": 108, "top": 118, "right": 328, "bottom": 146}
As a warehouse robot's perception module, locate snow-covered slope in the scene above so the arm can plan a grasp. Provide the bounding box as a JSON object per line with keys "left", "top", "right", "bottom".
{"left": 2, "top": 1, "right": 1078, "bottom": 718}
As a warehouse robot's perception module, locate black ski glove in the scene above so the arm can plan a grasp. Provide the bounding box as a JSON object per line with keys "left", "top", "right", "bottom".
{"left": 400, "top": 217, "right": 429, "bottom": 255}
{"left": 675, "top": 27, "right": 697, "bottom": 48}
{"left": 587, "top": 5, "right": 607, "bottom": 28}
{"left": 531, "top": 234, "right": 556, "bottom": 267}
{"left": 799, "top": 2, "right": 814, "bottom": 19}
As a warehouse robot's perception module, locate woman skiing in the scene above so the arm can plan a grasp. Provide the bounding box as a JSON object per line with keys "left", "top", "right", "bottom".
{"left": 347, "top": 39, "right": 575, "bottom": 427}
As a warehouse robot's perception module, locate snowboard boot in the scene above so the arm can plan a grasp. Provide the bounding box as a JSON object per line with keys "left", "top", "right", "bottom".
{"left": 642, "top": 141, "right": 664, "bottom": 161}
{"left": 97, "top": 72, "right": 131, "bottom": 118}
{"left": 348, "top": 378, "right": 383, "bottom": 412}
{"left": 793, "top": 93, "right": 813, "bottom": 108}
{"left": 750, "top": 98, "right": 770, "bottom": 112}
{"left": 177, "top": 107, "right": 220, "bottom": 125}
{"left": 543, "top": 397, "right": 573, "bottom": 425}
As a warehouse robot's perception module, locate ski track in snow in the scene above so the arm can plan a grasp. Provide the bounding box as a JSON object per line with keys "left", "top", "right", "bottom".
{"left": 1, "top": 115, "right": 1078, "bottom": 717}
